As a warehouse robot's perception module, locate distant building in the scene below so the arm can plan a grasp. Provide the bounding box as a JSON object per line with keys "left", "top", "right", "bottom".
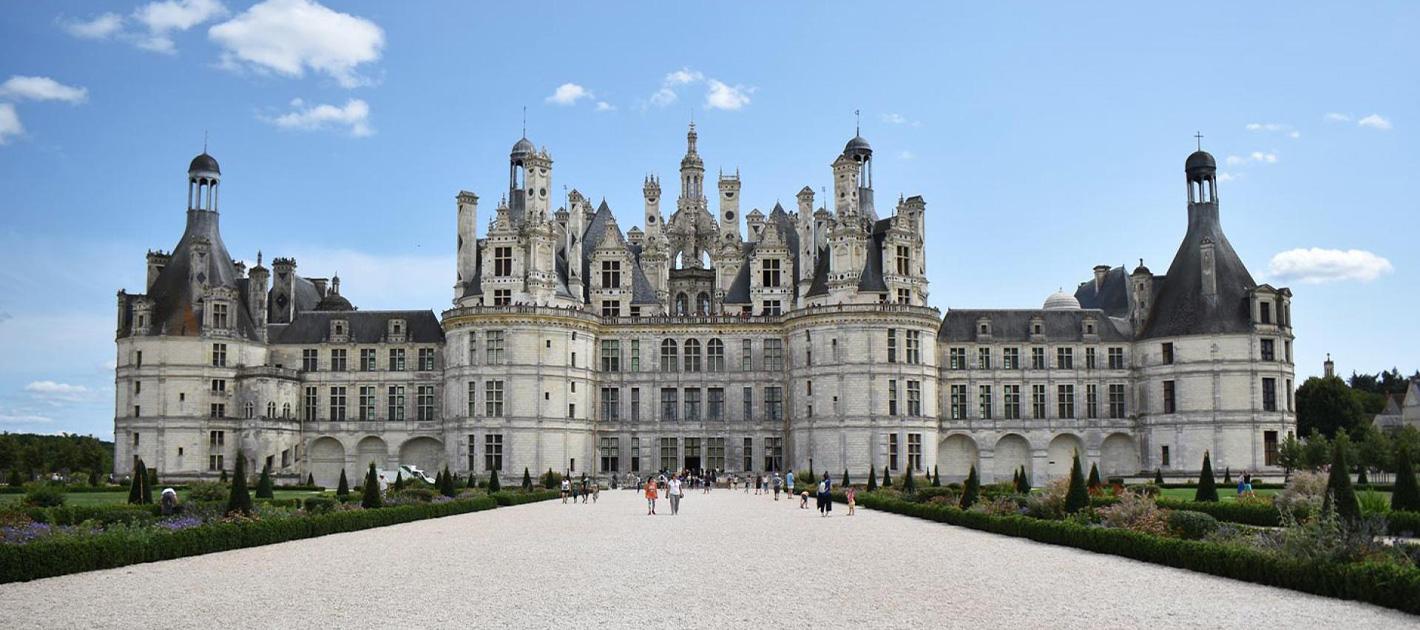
{"left": 1374, "top": 380, "right": 1420, "bottom": 433}
{"left": 112, "top": 126, "right": 1295, "bottom": 485}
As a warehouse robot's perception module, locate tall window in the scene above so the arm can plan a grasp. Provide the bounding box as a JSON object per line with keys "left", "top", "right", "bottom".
{"left": 1163, "top": 381, "right": 1176, "bottom": 414}
{"left": 743, "top": 437, "right": 753, "bottom": 471}
{"left": 1004, "top": 384, "right": 1021, "bottom": 419}
{"left": 1108, "top": 347, "right": 1125, "bottom": 369}
{"left": 1108, "top": 384, "right": 1126, "bottom": 419}
{"left": 896, "top": 245, "right": 910, "bottom": 276}
{"left": 889, "top": 433, "right": 899, "bottom": 470}
{"left": 302, "top": 349, "right": 319, "bottom": 371}
{"left": 418, "top": 348, "right": 436, "bottom": 371}
{"left": 485, "top": 434, "right": 503, "bottom": 471}
{"left": 949, "top": 347, "right": 966, "bottom": 369}
{"left": 762, "top": 258, "right": 782, "bottom": 287}
{"left": 601, "top": 340, "right": 621, "bottom": 372}
{"left": 483, "top": 381, "right": 503, "bottom": 417}
{"left": 1262, "top": 378, "right": 1277, "bottom": 412}
{"left": 684, "top": 339, "right": 702, "bottom": 372}
{"left": 467, "top": 381, "right": 477, "bottom": 416}
{"left": 661, "top": 388, "right": 678, "bottom": 421}
{"left": 486, "top": 331, "right": 505, "bottom": 364}
{"left": 978, "top": 385, "right": 992, "bottom": 419}
{"left": 700, "top": 338, "right": 723, "bottom": 372}
{"left": 211, "top": 343, "right": 227, "bottom": 367}
{"left": 329, "top": 386, "right": 347, "bottom": 421}
{"left": 907, "top": 381, "right": 923, "bottom": 417}
{"left": 630, "top": 387, "right": 641, "bottom": 422}
{"left": 1261, "top": 339, "right": 1275, "bottom": 361}
{"left": 888, "top": 379, "right": 898, "bottom": 416}
{"left": 684, "top": 388, "right": 701, "bottom": 421}
{"left": 708, "top": 388, "right": 724, "bottom": 421}
{"left": 1003, "top": 347, "right": 1020, "bottom": 370}
{"left": 1030, "top": 347, "right": 1046, "bottom": 369}
{"left": 707, "top": 437, "right": 725, "bottom": 471}
{"left": 330, "top": 349, "right": 347, "bottom": 372}
{"left": 389, "top": 348, "right": 406, "bottom": 371}
{"left": 600, "top": 437, "right": 619, "bottom": 473}
{"left": 660, "top": 340, "right": 678, "bottom": 372}
{"left": 1057, "top": 384, "right": 1075, "bottom": 418}
{"left": 764, "top": 437, "right": 783, "bottom": 472}
{"left": 388, "top": 386, "right": 406, "bottom": 420}
{"left": 631, "top": 437, "right": 642, "bottom": 472}
{"left": 765, "top": 387, "right": 784, "bottom": 421}
{"left": 1056, "top": 347, "right": 1073, "bottom": 369}
{"left": 887, "top": 329, "right": 897, "bottom": 363}
{"left": 660, "top": 437, "right": 678, "bottom": 472}
{"left": 907, "top": 433, "right": 923, "bottom": 471}
{"left": 764, "top": 339, "right": 784, "bottom": 371}
{"left": 630, "top": 340, "right": 641, "bottom": 372}
{"left": 303, "top": 386, "right": 318, "bottom": 421}
{"left": 949, "top": 384, "right": 967, "bottom": 419}
{"left": 494, "top": 246, "right": 513, "bottom": 276}
{"left": 743, "top": 387, "right": 752, "bottom": 421}
{"left": 741, "top": 339, "right": 752, "bottom": 370}
{"left": 1264, "top": 431, "right": 1279, "bottom": 466}
{"left": 211, "top": 302, "right": 229, "bottom": 329}
{"left": 906, "top": 331, "right": 922, "bottom": 365}
{"left": 978, "top": 348, "right": 992, "bottom": 370}
{"left": 1085, "top": 384, "right": 1098, "bottom": 419}
{"left": 601, "top": 260, "right": 621, "bottom": 288}
{"left": 1032, "top": 384, "right": 1046, "bottom": 419}
{"left": 1161, "top": 342, "right": 1175, "bottom": 365}
{"left": 1085, "top": 347, "right": 1096, "bottom": 369}
{"left": 417, "top": 385, "right": 435, "bottom": 421}
{"left": 359, "top": 386, "right": 376, "bottom": 420}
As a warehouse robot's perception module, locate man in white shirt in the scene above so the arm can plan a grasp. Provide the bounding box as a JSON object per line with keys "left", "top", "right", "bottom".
{"left": 667, "top": 476, "right": 683, "bottom": 515}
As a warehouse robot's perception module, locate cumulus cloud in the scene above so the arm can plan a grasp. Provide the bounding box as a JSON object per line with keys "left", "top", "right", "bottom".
{"left": 595, "top": 101, "right": 615, "bottom": 112}
{"left": 25, "top": 380, "right": 93, "bottom": 403}
{"left": 1268, "top": 248, "right": 1393, "bottom": 284}
{"left": 898, "top": 150, "right": 916, "bottom": 160}
{"left": 645, "top": 68, "right": 752, "bottom": 111}
{"left": 705, "top": 79, "right": 753, "bottom": 111}
{"left": 264, "top": 97, "right": 372, "bottom": 136}
{"left": 0, "top": 104, "right": 22, "bottom": 144}
{"left": 1245, "top": 122, "right": 1299, "bottom": 138}
{"left": 1226, "top": 151, "right": 1278, "bottom": 166}
{"left": 0, "top": 76, "right": 88, "bottom": 103}
{"left": 1324, "top": 112, "right": 1352, "bottom": 123}
{"left": 881, "top": 112, "right": 922, "bottom": 127}
{"left": 1358, "top": 114, "right": 1392, "bottom": 130}
{"left": 61, "top": 13, "right": 125, "bottom": 39}
{"left": 209, "top": 0, "right": 384, "bottom": 88}
{"left": 545, "top": 83, "right": 591, "bottom": 106}
{"left": 132, "top": 0, "right": 228, "bottom": 53}
{"left": 1217, "top": 172, "right": 1237, "bottom": 183}
{"left": 648, "top": 67, "right": 702, "bottom": 107}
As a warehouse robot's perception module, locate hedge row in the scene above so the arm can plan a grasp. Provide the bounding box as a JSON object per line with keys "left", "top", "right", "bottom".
{"left": 492, "top": 490, "right": 561, "bottom": 506}
{"left": 1154, "top": 498, "right": 1287, "bottom": 527}
{"left": 843, "top": 492, "right": 1420, "bottom": 614}
{"left": 0, "top": 492, "right": 559, "bottom": 583}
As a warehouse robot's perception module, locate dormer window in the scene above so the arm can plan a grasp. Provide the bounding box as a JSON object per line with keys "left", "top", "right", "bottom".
{"left": 330, "top": 319, "right": 349, "bottom": 342}
{"left": 761, "top": 259, "right": 782, "bottom": 288}
{"left": 601, "top": 260, "right": 622, "bottom": 288}
{"left": 210, "top": 302, "right": 229, "bottom": 329}
{"left": 387, "top": 318, "right": 407, "bottom": 342}
{"left": 1259, "top": 301, "right": 1273, "bottom": 324}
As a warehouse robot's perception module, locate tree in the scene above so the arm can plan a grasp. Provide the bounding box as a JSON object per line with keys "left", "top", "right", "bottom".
{"left": 306, "top": 472, "right": 315, "bottom": 487}
{"left": 545, "top": 468, "right": 557, "bottom": 490}
{"left": 522, "top": 467, "right": 533, "bottom": 491}
{"left": 128, "top": 458, "right": 148, "bottom": 505}
{"left": 1013, "top": 467, "right": 1021, "bottom": 491}
{"left": 1322, "top": 433, "right": 1361, "bottom": 523}
{"left": 467, "top": 472, "right": 477, "bottom": 489}
{"left": 1296, "top": 375, "right": 1367, "bottom": 439}
{"left": 434, "top": 469, "right": 443, "bottom": 489}
{"left": 1017, "top": 466, "right": 1031, "bottom": 494}
{"left": 393, "top": 471, "right": 404, "bottom": 491}
{"left": 255, "top": 461, "right": 274, "bottom": 499}
{"left": 1154, "top": 468, "right": 1164, "bottom": 485}
{"left": 1392, "top": 444, "right": 1420, "bottom": 512}
{"left": 488, "top": 469, "right": 501, "bottom": 493}
{"left": 1064, "top": 451, "right": 1089, "bottom": 513}
{"left": 1356, "top": 465, "right": 1369, "bottom": 485}
{"left": 1301, "top": 431, "right": 1332, "bottom": 470}
{"left": 9, "top": 468, "right": 26, "bottom": 488}
{"left": 440, "top": 465, "right": 456, "bottom": 497}
{"left": 361, "top": 462, "right": 383, "bottom": 509}
{"left": 1087, "top": 462, "right": 1102, "bottom": 490}
{"left": 88, "top": 469, "right": 100, "bottom": 487}
{"left": 336, "top": 469, "right": 349, "bottom": 498}
{"left": 881, "top": 465, "right": 892, "bottom": 488}
{"left": 1195, "top": 451, "right": 1218, "bottom": 502}
{"left": 866, "top": 467, "right": 878, "bottom": 491}
{"left": 903, "top": 466, "right": 917, "bottom": 493}
{"left": 959, "top": 465, "right": 980, "bottom": 509}
{"left": 1277, "top": 433, "right": 1303, "bottom": 479}
{"left": 1354, "top": 423, "right": 1393, "bottom": 477}
{"left": 226, "top": 454, "right": 252, "bottom": 515}
{"left": 1222, "top": 467, "right": 1232, "bottom": 485}
{"left": 843, "top": 468, "right": 851, "bottom": 487}
{"left": 931, "top": 465, "right": 941, "bottom": 487}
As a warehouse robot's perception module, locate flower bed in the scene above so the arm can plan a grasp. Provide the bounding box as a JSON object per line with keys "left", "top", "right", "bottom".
{"left": 0, "top": 489, "right": 560, "bottom": 583}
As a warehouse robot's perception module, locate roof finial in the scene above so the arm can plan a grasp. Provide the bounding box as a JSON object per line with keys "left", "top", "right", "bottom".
{"left": 521, "top": 106, "right": 527, "bottom": 138}
{"left": 203, "top": 130, "right": 208, "bottom": 154}
{"left": 1194, "top": 130, "right": 1203, "bottom": 151}
{"left": 854, "top": 109, "right": 861, "bottom": 136}
{"left": 256, "top": 250, "right": 262, "bottom": 266}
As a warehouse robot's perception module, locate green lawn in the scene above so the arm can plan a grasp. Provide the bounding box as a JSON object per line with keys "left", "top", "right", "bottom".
{"left": 1158, "top": 487, "right": 1278, "bottom": 502}
{"left": 0, "top": 489, "right": 324, "bottom": 507}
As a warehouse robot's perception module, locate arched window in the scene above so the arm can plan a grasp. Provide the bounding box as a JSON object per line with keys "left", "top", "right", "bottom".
{"left": 267, "top": 402, "right": 277, "bottom": 417}
{"left": 706, "top": 339, "right": 725, "bottom": 372}
{"left": 660, "top": 339, "right": 678, "bottom": 372}
{"left": 675, "top": 292, "right": 689, "bottom": 316}
{"left": 697, "top": 292, "right": 711, "bottom": 315}
{"left": 684, "top": 339, "right": 702, "bottom": 372}
{"left": 244, "top": 402, "right": 255, "bottom": 419}
{"left": 283, "top": 403, "right": 292, "bottom": 419}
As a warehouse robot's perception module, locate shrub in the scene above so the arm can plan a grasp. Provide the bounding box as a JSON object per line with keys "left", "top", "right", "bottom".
{"left": 1275, "top": 471, "right": 1326, "bottom": 520}
{"left": 22, "top": 482, "right": 66, "bottom": 508}
{"left": 1195, "top": 451, "right": 1218, "bottom": 503}
{"left": 1265, "top": 506, "right": 1388, "bottom": 565}
{"left": 970, "top": 496, "right": 1021, "bottom": 517}
{"left": 1099, "top": 490, "right": 1168, "bottom": 536}
{"left": 542, "top": 468, "right": 561, "bottom": 490}
{"left": 1356, "top": 466, "right": 1369, "bottom": 485}
{"left": 882, "top": 466, "right": 892, "bottom": 488}
{"left": 1167, "top": 510, "right": 1219, "bottom": 540}
{"left": 307, "top": 473, "right": 315, "bottom": 486}
{"left": 7, "top": 469, "right": 23, "bottom": 488}
{"left": 361, "top": 463, "right": 382, "bottom": 509}
{"left": 1087, "top": 463, "right": 1102, "bottom": 490}
{"left": 226, "top": 454, "right": 252, "bottom": 516}
{"left": 930, "top": 466, "right": 939, "bottom": 487}
{"left": 1065, "top": 451, "right": 1089, "bottom": 513}
{"left": 128, "top": 459, "right": 148, "bottom": 505}
{"left": 844, "top": 468, "right": 852, "bottom": 487}
{"left": 147, "top": 468, "right": 158, "bottom": 497}
{"left": 1389, "top": 510, "right": 1420, "bottom": 537}
{"left": 1393, "top": 446, "right": 1420, "bottom": 512}
{"left": 1223, "top": 467, "right": 1232, "bottom": 485}
{"left": 1323, "top": 435, "right": 1361, "bottom": 524}
{"left": 393, "top": 471, "right": 404, "bottom": 492}
{"left": 390, "top": 488, "right": 436, "bottom": 504}
{"left": 88, "top": 470, "right": 100, "bottom": 487}
{"left": 255, "top": 463, "right": 274, "bottom": 500}
{"left": 1154, "top": 468, "right": 1164, "bottom": 485}
{"left": 303, "top": 496, "right": 337, "bottom": 513}
{"left": 336, "top": 469, "right": 350, "bottom": 498}
{"left": 440, "top": 465, "right": 456, "bottom": 497}
{"left": 959, "top": 465, "right": 980, "bottom": 509}
{"left": 186, "top": 481, "right": 228, "bottom": 503}
{"left": 1018, "top": 466, "right": 1031, "bottom": 494}
{"left": 1358, "top": 489, "right": 1389, "bottom": 516}
{"left": 903, "top": 466, "right": 917, "bottom": 493}
{"left": 1027, "top": 478, "right": 1070, "bottom": 520}
{"left": 522, "top": 467, "right": 533, "bottom": 491}
{"left": 866, "top": 468, "right": 877, "bottom": 492}
{"left": 487, "top": 469, "right": 501, "bottom": 493}
{"left": 219, "top": 468, "right": 228, "bottom": 483}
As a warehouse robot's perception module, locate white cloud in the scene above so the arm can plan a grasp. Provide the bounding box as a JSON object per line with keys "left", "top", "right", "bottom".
{"left": 25, "top": 381, "right": 92, "bottom": 402}
{"left": 1324, "top": 112, "right": 1352, "bottom": 123}
{"left": 0, "top": 104, "right": 22, "bottom": 144}
{"left": 1358, "top": 114, "right": 1392, "bottom": 130}
{"left": 61, "top": 13, "right": 125, "bottom": 39}
{"left": 1217, "top": 172, "right": 1237, "bottom": 183}
{"left": 264, "top": 98, "right": 372, "bottom": 136}
{"left": 705, "top": 79, "right": 753, "bottom": 111}
{"left": 132, "top": 0, "right": 228, "bottom": 53}
{"left": 665, "top": 68, "right": 703, "bottom": 86}
{"left": 882, "top": 113, "right": 907, "bottom": 124}
{"left": 1250, "top": 151, "right": 1278, "bottom": 164}
{"left": 1288, "top": 130, "right": 1301, "bottom": 139}
{"left": 209, "top": 0, "right": 384, "bottom": 88}
{"left": 595, "top": 101, "right": 615, "bottom": 112}
{"left": 1225, "top": 155, "right": 1245, "bottom": 166}
{"left": 0, "top": 76, "right": 88, "bottom": 103}
{"left": 647, "top": 67, "right": 703, "bottom": 108}
{"left": 1245, "top": 122, "right": 1299, "bottom": 139}
{"left": 1268, "top": 248, "right": 1394, "bottom": 284}
{"left": 545, "top": 83, "right": 591, "bottom": 106}
{"left": 1227, "top": 151, "right": 1278, "bottom": 167}
{"left": 898, "top": 150, "right": 916, "bottom": 160}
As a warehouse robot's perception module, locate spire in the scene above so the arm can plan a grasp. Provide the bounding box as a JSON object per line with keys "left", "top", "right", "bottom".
{"left": 686, "top": 121, "right": 698, "bottom": 155}
{"left": 522, "top": 106, "right": 527, "bottom": 138}
{"left": 1194, "top": 130, "right": 1203, "bottom": 151}
{"left": 855, "top": 109, "right": 860, "bottom": 136}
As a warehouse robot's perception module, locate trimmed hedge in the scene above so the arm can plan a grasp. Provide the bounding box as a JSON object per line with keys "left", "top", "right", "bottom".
{"left": 1387, "top": 510, "right": 1420, "bottom": 536}
{"left": 0, "top": 492, "right": 561, "bottom": 583}
{"left": 840, "top": 492, "right": 1420, "bottom": 615}
{"left": 1154, "top": 498, "right": 1285, "bottom": 527}
{"left": 492, "top": 490, "right": 561, "bottom": 506}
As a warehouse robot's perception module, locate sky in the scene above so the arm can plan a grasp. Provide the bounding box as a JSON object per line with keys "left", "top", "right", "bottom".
{"left": 1, "top": 1, "right": 1416, "bottom": 439}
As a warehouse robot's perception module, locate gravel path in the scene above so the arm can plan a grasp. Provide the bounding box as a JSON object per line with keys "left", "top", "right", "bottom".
{"left": 0, "top": 489, "right": 1412, "bottom": 629}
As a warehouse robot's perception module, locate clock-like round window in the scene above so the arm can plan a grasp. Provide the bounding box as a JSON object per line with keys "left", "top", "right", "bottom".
{"left": 724, "top": 211, "right": 734, "bottom": 221}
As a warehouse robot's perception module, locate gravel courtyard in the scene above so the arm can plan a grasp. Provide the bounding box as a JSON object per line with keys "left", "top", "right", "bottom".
{"left": 0, "top": 489, "right": 1412, "bottom": 629}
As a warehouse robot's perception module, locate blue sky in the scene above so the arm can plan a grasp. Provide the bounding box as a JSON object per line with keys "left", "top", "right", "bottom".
{"left": 1, "top": 1, "right": 1416, "bottom": 438}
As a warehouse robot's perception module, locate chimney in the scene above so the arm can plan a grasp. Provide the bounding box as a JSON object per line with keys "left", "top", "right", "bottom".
{"left": 1093, "top": 265, "right": 1110, "bottom": 293}
{"left": 312, "top": 278, "right": 329, "bottom": 298}
{"left": 146, "top": 250, "right": 171, "bottom": 291}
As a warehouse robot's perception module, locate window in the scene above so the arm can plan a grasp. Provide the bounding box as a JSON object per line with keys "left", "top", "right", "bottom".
{"left": 684, "top": 388, "right": 701, "bottom": 421}
{"left": 888, "top": 379, "right": 898, "bottom": 416}
{"left": 494, "top": 246, "right": 513, "bottom": 276}
{"left": 1262, "top": 378, "right": 1277, "bottom": 412}
{"left": 630, "top": 340, "right": 641, "bottom": 372}
{"left": 1161, "top": 342, "right": 1174, "bottom": 365}
{"left": 486, "top": 331, "right": 504, "bottom": 364}
{"left": 978, "top": 385, "right": 993, "bottom": 419}
{"left": 330, "top": 348, "right": 347, "bottom": 372}
{"left": 908, "top": 433, "right": 923, "bottom": 471}
{"left": 708, "top": 388, "right": 724, "bottom": 421}
{"left": 762, "top": 258, "right": 782, "bottom": 287}
{"left": 493, "top": 289, "right": 511, "bottom": 306}
{"left": 661, "top": 388, "right": 678, "bottom": 421}
{"left": 303, "top": 386, "right": 318, "bottom": 421}
{"left": 763, "top": 339, "right": 784, "bottom": 371}
{"left": 211, "top": 302, "right": 228, "bottom": 329}
{"left": 601, "top": 300, "right": 622, "bottom": 317}
{"left": 761, "top": 299, "right": 782, "bottom": 316}
{"left": 360, "top": 348, "right": 376, "bottom": 371}
{"left": 1085, "top": 347, "right": 1096, "bottom": 369}
{"left": 764, "top": 437, "right": 783, "bottom": 472}
{"left": 708, "top": 437, "right": 725, "bottom": 471}
{"left": 660, "top": 437, "right": 678, "bottom": 471}
{"left": 389, "top": 348, "right": 406, "bottom": 371}
{"left": 741, "top": 339, "right": 752, "bottom": 370}
{"left": 329, "top": 387, "right": 347, "bottom": 421}
{"left": 211, "top": 343, "right": 227, "bottom": 367}
{"left": 1108, "top": 347, "right": 1125, "bottom": 370}
{"left": 631, "top": 437, "right": 641, "bottom": 472}
{"left": 243, "top": 401, "right": 254, "bottom": 418}
{"left": 1163, "top": 381, "right": 1176, "bottom": 414}
{"left": 684, "top": 438, "right": 701, "bottom": 469}
{"left": 418, "top": 348, "right": 436, "bottom": 371}
{"left": 1161, "top": 445, "right": 1171, "bottom": 467}
{"left": 601, "top": 260, "right": 621, "bottom": 288}
{"left": 660, "top": 339, "right": 678, "bottom": 372}
{"left": 907, "top": 381, "right": 922, "bottom": 417}
{"left": 1285, "top": 340, "right": 1293, "bottom": 363}
{"left": 766, "top": 387, "right": 783, "bottom": 421}
{"left": 707, "top": 339, "right": 725, "bottom": 371}
{"left": 568, "top": 402, "right": 576, "bottom": 419}
{"left": 209, "top": 455, "right": 224, "bottom": 471}
{"left": 383, "top": 386, "right": 404, "bottom": 421}
{"left": 302, "top": 349, "right": 319, "bottom": 371}
{"left": 906, "top": 331, "right": 922, "bottom": 364}
{"left": 1086, "top": 384, "right": 1098, "bottom": 419}
{"left": 1004, "top": 385, "right": 1021, "bottom": 419}
{"left": 209, "top": 430, "right": 225, "bottom": 446}
{"left": 1057, "top": 384, "right": 1075, "bottom": 418}
{"left": 483, "top": 381, "right": 502, "bottom": 417}
{"left": 978, "top": 348, "right": 992, "bottom": 370}
{"left": 743, "top": 438, "right": 753, "bottom": 471}
{"left": 1287, "top": 379, "right": 1293, "bottom": 411}
{"left": 1032, "top": 385, "right": 1046, "bottom": 419}
{"left": 889, "top": 433, "right": 900, "bottom": 471}
{"left": 600, "top": 437, "right": 619, "bottom": 473}
{"left": 1260, "top": 301, "right": 1272, "bottom": 324}
{"left": 360, "top": 386, "right": 376, "bottom": 420}
{"left": 897, "top": 288, "right": 911, "bottom": 304}
{"left": 1264, "top": 431, "right": 1279, "bottom": 466}
{"left": 206, "top": 402, "right": 224, "bottom": 418}
{"left": 1030, "top": 347, "right": 1045, "bottom": 370}
{"left": 485, "top": 434, "right": 504, "bottom": 471}
{"left": 467, "top": 382, "right": 477, "bottom": 416}
{"left": 571, "top": 351, "right": 577, "bottom": 368}
{"left": 1108, "top": 384, "right": 1126, "bottom": 419}
{"left": 684, "top": 339, "right": 702, "bottom": 372}
{"left": 743, "top": 387, "right": 752, "bottom": 421}
{"left": 949, "top": 384, "right": 967, "bottom": 419}
{"left": 417, "top": 385, "right": 435, "bottom": 421}
{"left": 135, "top": 351, "right": 142, "bottom": 368}
{"left": 1056, "top": 347, "right": 1073, "bottom": 369}
{"left": 601, "top": 340, "right": 621, "bottom": 372}
{"left": 1261, "top": 339, "right": 1275, "bottom": 361}
{"left": 630, "top": 387, "right": 641, "bottom": 422}
{"left": 887, "top": 329, "right": 897, "bottom": 363}
{"left": 1003, "top": 347, "right": 1020, "bottom": 370}
{"left": 896, "top": 245, "right": 910, "bottom": 276}
{"left": 211, "top": 379, "right": 226, "bottom": 392}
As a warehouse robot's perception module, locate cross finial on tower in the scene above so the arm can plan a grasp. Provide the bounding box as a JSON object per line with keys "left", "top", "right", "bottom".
{"left": 854, "top": 109, "right": 861, "bottom": 136}
{"left": 1194, "top": 131, "right": 1203, "bottom": 151}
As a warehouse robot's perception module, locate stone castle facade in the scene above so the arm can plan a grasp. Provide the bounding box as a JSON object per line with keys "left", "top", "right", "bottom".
{"left": 113, "top": 126, "right": 1296, "bottom": 487}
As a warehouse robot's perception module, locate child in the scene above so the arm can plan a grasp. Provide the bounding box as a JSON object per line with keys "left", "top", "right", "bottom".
{"left": 799, "top": 490, "right": 809, "bottom": 509}
{"left": 846, "top": 486, "right": 857, "bottom": 516}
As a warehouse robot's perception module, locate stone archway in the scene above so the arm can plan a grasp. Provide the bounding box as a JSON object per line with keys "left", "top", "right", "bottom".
{"left": 356, "top": 436, "right": 388, "bottom": 472}
{"left": 1100, "top": 433, "right": 1140, "bottom": 478}
{"left": 937, "top": 434, "right": 979, "bottom": 481}
{"left": 1047, "top": 433, "right": 1086, "bottom": 479}
{"left": 399, "top": 437, "right": 445, "bottom": 475}
{"left": 308, "top": 437, "right": 345, "bottom": 488}
{"left": 992, "top": 434, "right": 1031, "bottom": 483}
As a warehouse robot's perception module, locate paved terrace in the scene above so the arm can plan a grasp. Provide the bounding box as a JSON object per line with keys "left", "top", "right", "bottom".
{"left": 0, "top": 489, "right": 1411, "bottom": 629}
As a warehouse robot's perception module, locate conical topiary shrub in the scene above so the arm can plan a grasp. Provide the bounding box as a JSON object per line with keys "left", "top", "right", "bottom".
{"left": 882, "top": 465, "right": 892, "bottom": 488}
{"left": 1154, "top": 468, "right": 1164, "bottom": 485}
{"left": 1087, "top": 462, "right": 1102, "bottom": 490}
{"left": 1392, "top": 445, "right": 1420, "bottom": 512}
{"left": 866, "top": 467, "right": 878, "bottom": 491}
{"left": 1013, "top": 467, "right": 1022, "bottom": 492}
{"left": 1322, "top": 434, "right": 1360, "bottom": 523}
{"left": 89, "top": 469, "right": 100, "bottom": 487}
{"left": 1017, "top": 465, "right": 1031, "bottom": 494}
{"left": 522, "top": 467, "right": 533, "bottom": 491}
{"left": 361, "top": 462, "right": 383, "bottom": 509}
{"left": 468, "top": 472, "right": 477, "bottom": 489}
{"left": 488, "top": 469, "right": 501, "bottom": 493}
{"left": 226, "top": 454, "right": 252, "bottom": 515}
{"left": 128, "top": 458, "right": 147, "bottom": 505}
{"left": 255, "top": 461, "right": 274, "bottom": 499}
{"left": 1223, "top": 467, "right": 1232, "bottom": 485}
{"left": 393, "top": 471, "right": 404, "bottom": 491}
{"left": 336, "top": 469, "right": 349, "bottom": 498}
{"left": 931, "top": 465, "right": 941, "bottom": 487}
{"left": 843, "top": 468, "right": 850, "bottom": 487}
{"left": 440, "top": 465, "right": 456, "bottom": 497}
{"left": 307, "top": 472, "right": 315, "bottom": 486}
{"left": 1195, "top": 451, "right": 1219, "bottom": 502}
{"left": 545, "top": 468, "right": 556, "bottom": 489}
{"left": 1356, "top": 465, "right": 1369, "bottom": 486}
{"left": 1064, "top": 451, "right": 1089, "bottom": 513}
{"left": 959, "top": 465, "right": 980, "bottom": 509}
{"left": 904, "top": 466, "right": 917, "bottom": 493}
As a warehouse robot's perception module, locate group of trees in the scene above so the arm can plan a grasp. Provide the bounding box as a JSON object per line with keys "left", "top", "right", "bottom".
{"left": 0, "top": 433, "right": 112, "bottom": 480}
{"left": 1297, "top": 368, "right": 1417, "bottom": 439}
{"left": 1277, "top": 425, "right": 1420, "bottom": 480}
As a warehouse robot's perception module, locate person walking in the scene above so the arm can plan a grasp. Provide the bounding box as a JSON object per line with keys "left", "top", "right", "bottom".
{"left": 817, "top": 474, "right": 833, "bottom": 517}
{"left": 785, "top": 470, "right": 795, "bottom": 496}
{"left": 668, "top": 475, "right": 683, "bottom": 515}
{"left": 591, "top": 481, "right": 600, "bottom": 504}
{"left": 561, "top": 477, "right": 571, "bottom": 504}
{"left": 846, "top": 486, "right": 857, "bottom": 516}
{"left": 581, "top": 477, "right": 591, "bottom": 504}
{"left": 644, "top": 476, "right": 659, "bottom": 515}
{"left": 772, "top": 473, "right": 782, "bottom": 500}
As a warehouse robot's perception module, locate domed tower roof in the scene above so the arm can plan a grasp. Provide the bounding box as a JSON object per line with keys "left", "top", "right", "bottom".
{"left": 1185, "top": 149, "right": 1215, "bottom": 173}
{"left": 1043, "top": 289, "right": 1082, "bottom": 310}
{"left": 511, "top": 136, "right": 535, "bottom": 160}
{"left": 315, "top": 293, "right": 354, "bottom": 311}
{"left": 188, "top": 152, "right": 220, "bottom": 176}
{"left": 843, "top": 135, "right": 873, "bottom": 160}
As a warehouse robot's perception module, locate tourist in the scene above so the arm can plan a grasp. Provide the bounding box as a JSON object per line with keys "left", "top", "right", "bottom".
{"left": 581, "top": 477, "right": 591, "bottom": 503}
{"left": 591, "top": 481, "right": 600, "bottom": 504}
{"left": 817, "top": 474, "right": 832, "bottom": 516}
{"left": 846, "top": 486, "right": 857, "bottom": 516}
{"left": 772, "top": 473, "right": 782, "bottom": 500}
{"left": 1242, "top": 471, "right": 1254, "bottom": 497}
{"left": 561, "top": 477, "right": 571, "bottom": 503}
{"left": 644, "top": 477, "right": 659, "bottom": 515}
{"left": 785, "top": 470, "right": 794, "bottom": 496}
{"left": 744, "top": 475, "right": 751, "bottom": 494}
{"left": 800, "top": 490, "right": 809, "bottom": 509}
{"left": 668, "top": 474, "right": 683, "bottom": 515}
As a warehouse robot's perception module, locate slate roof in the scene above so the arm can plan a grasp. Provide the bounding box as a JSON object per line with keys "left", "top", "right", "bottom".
{"left": 938, "top": 309, "right": 1130, "bottom": 342}
{"left": 268, "top": 310, "right": 444, "bottom": 344}
{"left": 127, "top": 209, "right": 261, "bottom": 341}
{"left": 1073, "top": 265, "right": 1130, "bottom": 318}
{"left": 579, "top": 200, "right": 659, "bottom": 305}
{"left": 1139, "top": 203, "right": 1257, "bottom": 339}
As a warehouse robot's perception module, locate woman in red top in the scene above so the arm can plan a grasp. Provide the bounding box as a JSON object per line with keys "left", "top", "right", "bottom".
{"left": 644, "top": 478, "right": 659, "bottom": 516}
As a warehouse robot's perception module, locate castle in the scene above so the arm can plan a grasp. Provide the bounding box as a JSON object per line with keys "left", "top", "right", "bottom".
{"left": 113, "top": 125, "right": 1296, "bottom": 486}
